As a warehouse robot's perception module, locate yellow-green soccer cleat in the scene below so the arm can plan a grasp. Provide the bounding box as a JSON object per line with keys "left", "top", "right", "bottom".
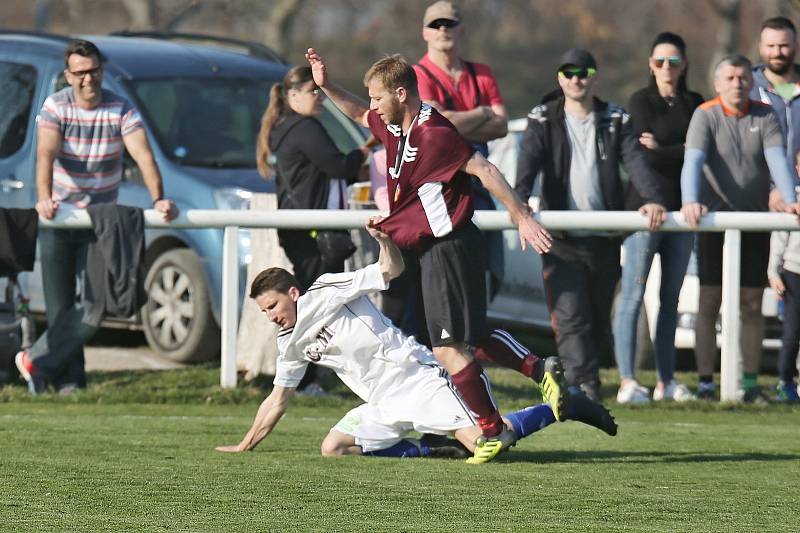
{"left": 540, "top": 356, "right": 567, "bottom": 422}
{"left": 465, "top": 427, "right": 516, "bottom": 465}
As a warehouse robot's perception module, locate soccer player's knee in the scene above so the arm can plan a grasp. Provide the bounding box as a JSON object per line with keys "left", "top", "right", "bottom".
{"left": 320, "top": 436, "right": 345, "bottom": 457}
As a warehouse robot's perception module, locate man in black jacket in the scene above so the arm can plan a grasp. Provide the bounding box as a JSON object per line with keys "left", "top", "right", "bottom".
{"left": 515, "top": 48, "right": 666, "bottom": 401}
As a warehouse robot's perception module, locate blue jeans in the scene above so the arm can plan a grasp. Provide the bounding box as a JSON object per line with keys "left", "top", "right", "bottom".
{"left": 28, "top": 228, "right": 99, "bottom": 388}
{"left": 613, "top": 231, "right": 693, "bottom": 383}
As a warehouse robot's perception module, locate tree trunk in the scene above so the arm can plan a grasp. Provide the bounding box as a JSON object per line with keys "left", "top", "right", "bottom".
{"left": 261, "top": 0, "right": 305, "bottom": 56}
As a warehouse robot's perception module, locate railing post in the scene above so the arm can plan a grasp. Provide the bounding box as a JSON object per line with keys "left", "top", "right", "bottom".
{"left": 220, "top": 225, "right": 239, "bottom": 388}
{"left": 720, "top": 229, "right": 741, "bottom": 402}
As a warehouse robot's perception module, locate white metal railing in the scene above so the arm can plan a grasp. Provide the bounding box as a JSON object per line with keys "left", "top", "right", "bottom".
{"left": 42, "top": 207, "right": 800, "bottom": 401}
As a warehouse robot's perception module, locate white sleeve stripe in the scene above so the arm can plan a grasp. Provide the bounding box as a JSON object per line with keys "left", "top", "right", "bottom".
{"left": 490, "top": 329, "right": 528, "bottom": 359}
{"left": 417, "top": 182, "right": 452, "bottom": 237}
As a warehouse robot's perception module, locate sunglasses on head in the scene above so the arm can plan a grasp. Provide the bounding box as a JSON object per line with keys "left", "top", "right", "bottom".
{"left": 652, "top": 56, "right": 683, "bottom": 68}
{"left": 427, "top": 18, "right": 459, "bottom": 30}
{"left": 558, "top": 67, "right": 597, "bottom": 80}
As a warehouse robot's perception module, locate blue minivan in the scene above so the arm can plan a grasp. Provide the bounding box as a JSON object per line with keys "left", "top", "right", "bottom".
{"left": 0, "top": 31, "right": 365, "bottom": 362}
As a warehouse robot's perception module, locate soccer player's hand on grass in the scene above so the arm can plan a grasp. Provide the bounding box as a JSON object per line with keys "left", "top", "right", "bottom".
{"left": 517, "top": 212, "right": 551, "bottom": 255}
{"left": 215, "top": 444, "right": 246, "bottom": 453}
{"left": 305, "top": 48, "right": 328, "bottom": 89}
{"left": 639, "top": 202, "right": 667, "bottom": 231}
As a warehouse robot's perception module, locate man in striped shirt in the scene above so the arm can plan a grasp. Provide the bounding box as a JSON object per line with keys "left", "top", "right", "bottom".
{"left": 16, "top": 39, "right": 176, "bottom": 394}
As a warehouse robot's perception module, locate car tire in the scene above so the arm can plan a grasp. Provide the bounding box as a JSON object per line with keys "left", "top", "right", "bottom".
{"left": 142, "top": 248, "right": 220, "bottom": 363}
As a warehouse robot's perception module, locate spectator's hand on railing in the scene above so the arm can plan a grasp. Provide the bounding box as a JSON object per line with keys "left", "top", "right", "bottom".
{"left": 639, "top": 202, "right": 667, "bottom": 231}
{"left": 783, "top": 201, "right": 800, "bottom": 223}
{"left": 35, "top": 198, "right": 59, "bottom": 220}
{"left": 154, "top": 198, "right": 179, "bottom": 222}
{"left": 769, "top": 275, "right": 786, "bottom": 298}
{"left": 769, "top": 188, "right": 787, "bottom": 212}
{"left": 517, "top": 212, "right": 552, "bottom": 255}
{"left": 680, "top": 202, "right": 707, "bottom": 228}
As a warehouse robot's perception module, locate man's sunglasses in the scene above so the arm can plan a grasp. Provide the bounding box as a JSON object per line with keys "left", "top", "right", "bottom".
{"left": 68, "top": 66, "right": 103, "bottom": 79}
{"left": 427, "top": 18, "right": 459, "bottom": 30}
{"left": 558, "top": 67, "right": 597, "bottom": 80}
{"left": 652, "top": 56, "right": 683, "bottom": 68}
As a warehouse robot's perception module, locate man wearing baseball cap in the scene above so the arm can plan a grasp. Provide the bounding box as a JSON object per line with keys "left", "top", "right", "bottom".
{"left": 412, "top": 1, "right": 508, "bottom": 316}
{"left": 514, "top": 48, "right": 667, "bottom": 402}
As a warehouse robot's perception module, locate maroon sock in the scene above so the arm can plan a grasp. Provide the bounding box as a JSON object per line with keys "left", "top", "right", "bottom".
{"left": 474, "top": 329, "right": 543, "bottom": 382}
{"left": 450, "top": 360, "right": 503, "bottom": 437}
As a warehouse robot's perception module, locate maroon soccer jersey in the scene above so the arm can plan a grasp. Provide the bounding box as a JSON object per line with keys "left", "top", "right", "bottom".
{"left": 367, "top": 104, "right": 475, "bottom": 251}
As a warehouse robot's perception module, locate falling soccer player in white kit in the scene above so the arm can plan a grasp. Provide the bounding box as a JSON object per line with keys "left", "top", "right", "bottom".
{"left": 216, "top": 221, "right": 617, "bottom": 461}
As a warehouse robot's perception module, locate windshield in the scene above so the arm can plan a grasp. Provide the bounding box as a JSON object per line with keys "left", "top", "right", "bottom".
{"left": 128, "top": 77, "right": 363, "bottom": 169}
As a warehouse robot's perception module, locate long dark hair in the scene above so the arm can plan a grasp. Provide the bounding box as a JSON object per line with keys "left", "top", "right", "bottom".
{"left": 256, "top": 66, "right": 314, "bottom": 178}
{"left": 648, "top": 32, "right": 689, "bottom": 93}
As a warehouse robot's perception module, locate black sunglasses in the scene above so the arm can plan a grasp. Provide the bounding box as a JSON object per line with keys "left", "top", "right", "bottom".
{"left": 427, "top": 18, "right": 459, "bottom": 30}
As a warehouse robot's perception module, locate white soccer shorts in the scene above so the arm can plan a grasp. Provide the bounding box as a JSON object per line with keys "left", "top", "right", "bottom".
{"left": 332, "top": 364, "right": 475, "bottom": 452}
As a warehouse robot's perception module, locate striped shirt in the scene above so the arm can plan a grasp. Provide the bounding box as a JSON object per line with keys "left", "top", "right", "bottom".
{"left": 37, "top": 87, "right": 143, "bottom": 206}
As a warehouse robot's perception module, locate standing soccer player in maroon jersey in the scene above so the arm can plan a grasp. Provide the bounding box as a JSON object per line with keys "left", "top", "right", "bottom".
{"left": 306, "top": 49, "right": 560, "bottom": 463}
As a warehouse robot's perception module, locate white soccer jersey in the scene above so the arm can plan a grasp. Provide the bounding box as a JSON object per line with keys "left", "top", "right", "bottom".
{"left": 274, "top": 262, "right": 439, "bottom": 402}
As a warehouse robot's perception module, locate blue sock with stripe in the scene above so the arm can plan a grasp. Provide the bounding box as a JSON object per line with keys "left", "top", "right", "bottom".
{"left": 505, "top": 404, "right": 556, "bottom": 439}
{"left": 363, "top": 439, "right": 425, "bottom": 458}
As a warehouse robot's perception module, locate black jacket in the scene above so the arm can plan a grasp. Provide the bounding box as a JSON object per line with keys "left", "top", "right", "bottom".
{"left": 0, "top": 208, "right": 38, "bottom": 276}
{"left": 515, "top": 95, "right": 665, "bottom": 214}
{"left": 625, "top": 85, "right": 704, "bottom": 211}
{"left": 83, "top": 204, "right": 147, "bottom": 327}
{"left": 270, "top": 112, "right": 365, "bottom": 210}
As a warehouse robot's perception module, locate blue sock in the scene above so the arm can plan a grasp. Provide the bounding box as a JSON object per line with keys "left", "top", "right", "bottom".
{"left": 505, "top": 404, "right": 556, "bottom": 439}
{"left": 363, "top": 439, "right": 423, "bottom": 458}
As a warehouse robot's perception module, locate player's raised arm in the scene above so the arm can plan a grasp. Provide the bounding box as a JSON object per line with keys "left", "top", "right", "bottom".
{"left": 305, "top": 47, "right": 370, "bottom": 128}
{"left": 215, "top": 385, "right": 295, "bottom": 453}
{"left": 366, "top": 216, "right": 404, "bottom": 283}
{"left": 463, "top": 151, "right": 552, "bottom": 254}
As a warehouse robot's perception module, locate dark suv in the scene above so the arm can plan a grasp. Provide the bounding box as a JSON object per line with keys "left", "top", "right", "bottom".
{"left": 0, "top": 31, "right": 365, "bottom": 362}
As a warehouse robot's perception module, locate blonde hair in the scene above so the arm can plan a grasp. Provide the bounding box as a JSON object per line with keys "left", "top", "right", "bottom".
{"left": 363, "top": 54, "right": 418, "bottom": 97}
{"left": 256, "top": 66, "right": 314, "bottom": 178}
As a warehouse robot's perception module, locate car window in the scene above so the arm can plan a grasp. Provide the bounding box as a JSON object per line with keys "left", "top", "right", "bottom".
{"left": 0, "top": 61, "right": 37, "bottom": 158}
{"left": 128, "top": 77, "right": 363, "bottom": 170}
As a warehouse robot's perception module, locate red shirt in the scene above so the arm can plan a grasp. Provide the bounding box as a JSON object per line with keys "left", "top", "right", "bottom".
{"left": 367, "top": 105, "right": 475, "bottom": 251}
{"left": 414, "top": 55, "right": 503, "bottom": 111}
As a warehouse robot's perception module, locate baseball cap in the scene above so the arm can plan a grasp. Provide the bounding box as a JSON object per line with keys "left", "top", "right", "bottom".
{"left": 557, "top": 48, "right": 597, "bottom": 72}
{"left": 423, "top": 1, "right": 461, "bottom": 27}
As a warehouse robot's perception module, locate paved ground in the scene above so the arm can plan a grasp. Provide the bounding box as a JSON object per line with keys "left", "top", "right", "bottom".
{"left": 84, "top": 330, "right": 186, "bottom": 371}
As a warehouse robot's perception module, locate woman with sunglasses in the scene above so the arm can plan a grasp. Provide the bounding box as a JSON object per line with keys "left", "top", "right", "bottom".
{"left": 613, "top": 32, "right": 704, "bottom": 404}
{"left": 255, "top": 66, "right": 368, "bottom": 392}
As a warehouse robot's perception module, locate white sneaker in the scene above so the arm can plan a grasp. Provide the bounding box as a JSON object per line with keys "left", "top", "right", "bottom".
{"left": 653, "top": 380, "right": 696, "bottom": 402}
{"left": 616, "top": 381, "right": 651, "bottom": 404}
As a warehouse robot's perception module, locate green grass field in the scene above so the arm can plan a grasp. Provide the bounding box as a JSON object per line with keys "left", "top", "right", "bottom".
{"left": 2, "top": 366, "right": 799, "bottom": 532}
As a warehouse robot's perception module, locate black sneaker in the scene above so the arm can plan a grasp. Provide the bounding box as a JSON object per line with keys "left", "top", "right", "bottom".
{"left": 696, "top": 382, "right": 715, "bottom": 401}
{"left": 742, "top": 386, "right": 769, "bottom": 404}
{"left": 564, "top": 391, "right": 618, "bottom": 436}
{"left": 578, "top": 380, "right": 603, "bottom": 403}
{"left": 419, "top": 434, "right": 470, "bottom": 459}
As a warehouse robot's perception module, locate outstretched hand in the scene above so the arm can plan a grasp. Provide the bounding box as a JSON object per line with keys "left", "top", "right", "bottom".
{"left": 215, "top": 444, "right": 245, "bottom": 453}
{"left": 305, "top": 48, "right": 328, "bottom": 89}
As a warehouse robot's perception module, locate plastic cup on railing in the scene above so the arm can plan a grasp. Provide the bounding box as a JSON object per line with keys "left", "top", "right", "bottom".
{"left": 350, "top": 183, "right": 371, "bottom": 205}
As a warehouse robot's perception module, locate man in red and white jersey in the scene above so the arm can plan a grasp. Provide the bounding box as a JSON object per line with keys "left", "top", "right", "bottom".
{"left": 305, "top": 49, "right": 557, "bottom": 463}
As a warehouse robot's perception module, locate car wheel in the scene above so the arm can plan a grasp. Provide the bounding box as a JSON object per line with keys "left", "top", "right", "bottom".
{"left": 142, "top": 248, "right": 220, "bottom": 363}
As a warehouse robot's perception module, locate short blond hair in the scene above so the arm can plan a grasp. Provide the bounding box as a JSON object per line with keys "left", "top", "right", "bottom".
{"left": 363, "top": 54, "right": 418, "bottom": 97}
